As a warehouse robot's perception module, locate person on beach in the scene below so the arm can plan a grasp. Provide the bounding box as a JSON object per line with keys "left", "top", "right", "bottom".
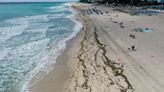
{"left": 129, "top": 34, "right": 136, "bottom": 39}
{"left": 120, "top": 21, "right": 124, "bottom": 28}
{"left": 131, "top": 45, "right": 136, "bottom": 51}
{"left": 128, "top": 45, "right": 136, "bottom": 51}
{"left": 120, "top": 21, "right": 123, "bottom": 25}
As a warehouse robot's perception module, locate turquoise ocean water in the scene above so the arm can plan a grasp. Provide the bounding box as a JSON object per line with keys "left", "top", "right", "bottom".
{"left": 0, "top": 2, "right": 82, "bottom": 92}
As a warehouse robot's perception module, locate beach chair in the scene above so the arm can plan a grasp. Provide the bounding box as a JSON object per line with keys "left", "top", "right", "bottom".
{"left": 143, "top": 28, "right": 153, "bottom": 32}
{"left": 138, "top": 28, "right": 143, "bottom": 32}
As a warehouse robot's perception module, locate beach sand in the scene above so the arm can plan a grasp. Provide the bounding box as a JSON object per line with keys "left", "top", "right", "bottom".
{"left": 30, "top": 3, "right": 164, "bottom": 92}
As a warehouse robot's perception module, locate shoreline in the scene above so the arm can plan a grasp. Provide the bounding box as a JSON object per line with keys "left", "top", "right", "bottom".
{"left": 29, "top": 19, "right": 84, "bottom": 92}
{"left": 29, "top": 3, "right": 84, "bottom": 92}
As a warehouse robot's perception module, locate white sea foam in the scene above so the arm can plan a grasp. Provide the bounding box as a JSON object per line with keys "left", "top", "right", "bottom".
{"left": 0, "top": 22, "right": 28, "bottom": 42}
{"left": 0, "top": 3, "right": 82, "bottom": 92}
{"left": 0, "top": 14, "right": 49, "bottom": 43}
{"left": 23, "top": 3, "right": 82, "bottom": 92}
{"left": 48, "top": 5, "right": 67, "bottom": 13}
{"left": 0, "top": 48, "right": 12, "bottom": 60}
{"left": 48, "top": 13, "right": 65, "bottom": 19}
{"left": 25, "top": 28, "right": 48, "bottom": 34}
{"left": 0, "top": 15, "right": 50, "bottom": 65}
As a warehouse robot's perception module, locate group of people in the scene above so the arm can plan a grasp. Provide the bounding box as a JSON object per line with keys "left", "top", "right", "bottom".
{"left": 129, "top": 34, "right": 136, "bottom": 51}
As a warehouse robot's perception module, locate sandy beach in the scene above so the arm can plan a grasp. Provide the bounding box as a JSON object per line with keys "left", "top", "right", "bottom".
{"left": 30, "top": 3, "right": 164, "bottom": 92}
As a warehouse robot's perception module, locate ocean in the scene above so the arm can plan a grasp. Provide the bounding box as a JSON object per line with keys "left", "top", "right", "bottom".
{"left": 0, "top": 2, "right": 82, "bottom": 92}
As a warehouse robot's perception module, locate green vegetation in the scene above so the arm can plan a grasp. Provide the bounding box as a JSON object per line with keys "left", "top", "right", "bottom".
{"left": 79, "top": 0, "right": 91, "bottom": 3}
{"left": 129, "top": 12, "right": 139, "bottom": 16}
{"left": 79, "top": 0, "right": 163, "bottom": 6}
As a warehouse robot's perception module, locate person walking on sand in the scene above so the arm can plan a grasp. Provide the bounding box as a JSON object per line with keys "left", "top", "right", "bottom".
{"left": 128, "top": 45, "right": 136, "bottom": 51}
{"left": 131, "top": 45, "right": 136, "bottom": 51}
{"left": 129, "top": 34, "right": 136, "bottom": 39}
